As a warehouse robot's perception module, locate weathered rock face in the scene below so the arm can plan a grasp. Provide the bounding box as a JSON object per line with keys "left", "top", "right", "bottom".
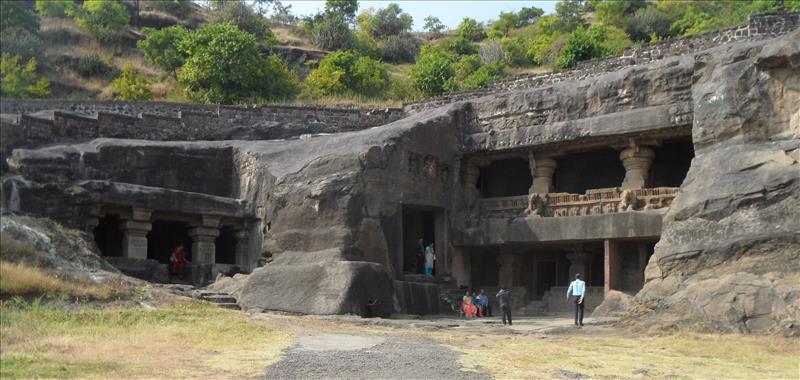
{"left": 629, "top": 31, "right": 800, "bottom": 335}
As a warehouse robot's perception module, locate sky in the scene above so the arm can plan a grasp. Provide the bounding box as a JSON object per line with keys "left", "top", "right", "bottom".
{"left": 282, "top": 1, "right": 558, "bottom": 31}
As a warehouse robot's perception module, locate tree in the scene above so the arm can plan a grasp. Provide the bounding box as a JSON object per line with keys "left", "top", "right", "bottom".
{"left": 305, "top": 51, "right": 389, "bottom": 98}
{"left": 111, "top": 65, "right": 153, "bottom": 100}
{"left": 137, "top": 26, "right": 189, "bottom": 78}
{"left": 325, "top": 0, "right": 358, "bottom": 23}
{"left": 411, "top": 45, "right": 454, "bottom": 96}
{"left": 358, "top": 3, "right": 413, "bottom": 39}
{"left": 310, "top": 12, "right": 354, "bottom": 50}
{"left": 555, "top": 0, "right": 586, "bottom": 32}
{"left": 35, "top": 0, "right": 72, "bottom": 18}
{"left": 379, "top": 34, "right": 419, "bottom": 63}
{"left": 423, "top": 16, "right": 445, "bottom": 38}
{"left": 1, "top": 1, "right": 40, "bottom": 34}
{"left": 178, "top": 23, "right": 297, "bottom": 103}
{"left": 456, "top": 18, "right": 485, "bottom": 41}
{"left": 67, "top": 0, "right": 130, "bottom": 40}
{"left": 441, "top": 36, "right": 478, "bottom": 56}
{"left": 626, "top": 6, "right": 673, "bottom": 41}
{"left": 517, "top": 6, "right": 545, "bottom": 26}
{"left": 0, "top": 54, "right": 50, "bottom": 98}
{"left": 209, "top": 0, "right": 276, "bottom": 43}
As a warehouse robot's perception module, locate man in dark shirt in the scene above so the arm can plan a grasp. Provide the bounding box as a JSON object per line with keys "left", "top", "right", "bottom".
{"left": 496, "top": 285, "right": 512, "bottom": 325}
{"left": 416, "top": 238, "right": 425, "bottom": 274}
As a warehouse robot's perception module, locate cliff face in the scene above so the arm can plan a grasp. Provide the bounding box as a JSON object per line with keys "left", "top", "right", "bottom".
{"left": 629, "top": 31, "right": 800, "bottom": 334}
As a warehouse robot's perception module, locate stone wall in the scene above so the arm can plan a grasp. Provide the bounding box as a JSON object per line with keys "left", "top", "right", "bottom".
{"left": 404, "top": 12, "right": 800, "bottom": 114}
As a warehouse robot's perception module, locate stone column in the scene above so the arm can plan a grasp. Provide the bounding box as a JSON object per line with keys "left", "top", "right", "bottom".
{"left": 450, "top": 248, "right": 471, "bottom": 288}
{"left": 121, "top": 220, "right": 151, "bottom": 259}
{"left": 530, "top": 155, "right": 558, "bottom": 194}
{"left": 498, "top": 253, "right": 516, "bottom": 287}
{"left": 604, "top": 239, "right": 621, "bottom": 297}
{"left": 234, "top": 230, "right": 250, "bottom": 271}
{"left": 566, "top": 251, "right": 589, "bottom": 283}
{"left": 189, "top": 226, "right": 220, "bottom": 286}
{"left": 465, "top": 157, "right": 490, "bottom": 201}
{"left": 620, "top": 146, "right": 655, "bottom": 189}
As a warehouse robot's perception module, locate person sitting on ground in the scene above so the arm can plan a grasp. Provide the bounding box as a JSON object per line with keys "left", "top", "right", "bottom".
{"left": 170, "top": 245, "right": 187, "bottom": 281}
{"left": 477, "top": 289, "right": 490, "bottom": 317}
{"left": 462, "top": 290, "right": 477, "bottom": 318}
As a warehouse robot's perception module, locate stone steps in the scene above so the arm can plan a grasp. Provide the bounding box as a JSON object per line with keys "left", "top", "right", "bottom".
{"left": 193, "top": 290, "right": 240, "bottom": 310}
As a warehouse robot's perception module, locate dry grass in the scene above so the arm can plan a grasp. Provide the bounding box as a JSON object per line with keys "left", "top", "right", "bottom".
{"left": 503, "top": 65, "right": 553, "bottom": 76}
{"left": 0, "top": 261, "right": 119, "bottom": 300}
{"left": 272, "top": 25, "right": 317, "bottom": 50}
{"left": 0, "top": 301, "right": 293, "bottom": 379}
{"left": 274, "top": 95, "right": 402, "bottom": 109}
{"left": 437, "top": 331, "right": 800, "bottom": 379}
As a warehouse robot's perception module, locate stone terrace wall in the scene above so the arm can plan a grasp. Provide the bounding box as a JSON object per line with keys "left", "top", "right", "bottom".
{"left": 404, "top": 12, "right": 800, "bottom": 114}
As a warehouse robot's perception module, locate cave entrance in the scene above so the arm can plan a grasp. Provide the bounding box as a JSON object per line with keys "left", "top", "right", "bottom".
{"left": 215, "top": 226, "right": 236, "bottom": 265}
{"left": 147, "top": 220, "right": 192, "bottom": 264}
{"left": 555, "top": 149, "right": 625, "bottom": 193}
{"left": 94, "top": 214, "right": 123, "bottom": 257}
{"left": 401, "top": 206, "right": 439, "bottom": 275}
{"left": 479, "top": 158, "right": 532, "bottom": 198}
{"left": 651, "top": 138, "right": 694, "bottom": 188}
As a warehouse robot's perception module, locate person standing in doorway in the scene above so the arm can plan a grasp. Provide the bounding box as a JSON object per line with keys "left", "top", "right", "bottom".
{"left": 424, "top": 243, "right": 435, "bottom": 276}
{"left": 170, "top": 245, "right": 187, "bottom": 281}
{"left": 496, "top": 285, "right": 512, "bottom": 325}
{"left": 416, "top": 238, "right": 425, "bottom": 274}
{"left": 567, "top": 273, "right": 586, "bottom": 327}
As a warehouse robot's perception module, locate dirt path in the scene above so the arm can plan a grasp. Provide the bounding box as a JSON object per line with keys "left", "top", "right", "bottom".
{"left": 263, "top": 333, "right": 492, "bottom": 379}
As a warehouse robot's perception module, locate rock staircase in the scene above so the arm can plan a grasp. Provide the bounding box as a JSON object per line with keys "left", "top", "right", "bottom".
{"left": 193, "top": 290, "right": 240, "bottom": 310}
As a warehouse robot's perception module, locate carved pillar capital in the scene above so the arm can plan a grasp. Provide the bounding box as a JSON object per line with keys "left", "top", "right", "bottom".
{"left": 620, "top": 146, "right": 655, "bottom": 189}
{"left": 530, "top": 154, "right": 558, "bottom": 194}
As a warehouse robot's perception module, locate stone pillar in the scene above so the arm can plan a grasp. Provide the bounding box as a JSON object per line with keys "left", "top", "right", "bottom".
{"left": 465, "top": 157, "right": 490, "bottom": 201}
{"left": 189, "top": 226, "right": 220, "bottom": 286}
{"left": 530, "top": 155, "right": 558, "bottom": 194}
{"left": 121, "top": 220, "right": 151, "bottom": 259}
{"left": 566, "top": 251, "right": 589, "bottom": 282}
{"left": 498, "top": 253, "right": 516, "bottom": 287}
{"left": 234, "top": 230, "right": 250, "bottom": 270}
{"left": 620, "top": 146, "right": 655, "bottom": 189}
{"left": 604, "top": 239, "right": 621, "bottom": 297}
{"left": 450, "top": 248, "right": 471, "bottom": 288}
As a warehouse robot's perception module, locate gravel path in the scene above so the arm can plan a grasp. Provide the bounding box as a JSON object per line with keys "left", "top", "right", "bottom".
{"left": 263, "top": 333, "right": 492, "bottom": 379}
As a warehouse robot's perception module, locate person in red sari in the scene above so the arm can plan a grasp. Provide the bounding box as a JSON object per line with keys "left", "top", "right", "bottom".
{"left": 170, "top": 245, "right": 187, "bottom": 281}
{"left": 461, "top": 290, "right": 478, "bottom": 318}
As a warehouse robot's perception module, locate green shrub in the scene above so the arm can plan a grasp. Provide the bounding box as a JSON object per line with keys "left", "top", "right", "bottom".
{"left": 1, "top": 1, "right": 39, "bottom": 34}
{"left": 74, "top": 54, "right": 113, "bottom": 78}
{"left": 305, "top": 51, "right": 389, "bottom": 98}
{"left": 555, "top": 0, "right": 587, "bottom": 32}
{"left": 137, "top": 26, "right": 189, "bottom": 77}
{"left": 410, "top": 45, "right": 454, "bottom": 96}
{"left": 144, "top": 0, "right": 193, "bottom": 16}
{"left": 441, "top": 36, "right": 478, "bottom": 56}
{"left": 111, "top": 65, "right": 153, "bottom": 100}
{"left": 626, "top": 6, "right": 674, "bottom": 42}
{"left": 209, "top": 1, "right": 275, "bottom": 44}
{"left": 389, "top": 76, "right": 419, "bottom": 101}
{"left": 35, "top": 0, "right": 72, "bottom": 18}
{"left": 379, "top": 34, "right": 419, "bottom": 63}
{"left": 556, "top": 27, "right": 599, "bottom": 69}
{"left": 461, "top": 61, "right": 505, "bottom": 90}
{"left": 353, "top": 31, "right": 381, "bottom": 59}
{"left": 501, "top": 36, "right": 529, "bottom": 67}
{"left": 453, "top": 54, "right": 481, "bottom": 79}
{"left": 310, "top": 13, "right": 354, "bottom": 50}
{"left": 357, "top": 3, "right": 413, "bottom": 39}
{"left": 178, "top": 23, "right": 298, "bottom": 103}
{"left": 0, "top": 27, "right": 44, "bottom": 62}
{"left": 67, "top": 0, "right": 130, "bottom": 40}
{"left": 0, "top": 54, "right": 51, "bottom": 99}
{"left": 456, "top": 18, "right": 485, "bottom": 41}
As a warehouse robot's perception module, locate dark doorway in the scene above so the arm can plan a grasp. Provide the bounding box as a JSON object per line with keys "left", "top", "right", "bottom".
{"left": 651, "top": 139, "right": 694, "bottom": 188}
{"left": 215, "top": 226, "right": 236, "bottom": 264}
{"left": 536, "top": 260, "right": 557, "bottom": 297}
{"left": 555, "top": 149, "right": 625, "bottom": 193}
{"left": 94, "top": 214, "right": 123, "bottom": 257}
{"left": 402, "top": 207, "right": 435, "bottom": 274}
{"left": 471, "top": 252, "right": 500, "bottom": 287}
{"left": 147, "top": 220, "right": 192, "bottom": 264}
{"left": 479, "top": 158, "right": 532, "bottom": 198}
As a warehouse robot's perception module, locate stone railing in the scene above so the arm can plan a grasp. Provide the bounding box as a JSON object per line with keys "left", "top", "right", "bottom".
{"left": 405, "top": 12, "right": 799, "bottom": 114}
{"left": 480, "top": 187, "right": 679, "bottom": 218}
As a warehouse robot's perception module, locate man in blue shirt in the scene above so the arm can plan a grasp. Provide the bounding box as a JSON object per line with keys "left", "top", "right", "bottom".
{"left": 566, "top": 273, "right": 586, "bottom": 327}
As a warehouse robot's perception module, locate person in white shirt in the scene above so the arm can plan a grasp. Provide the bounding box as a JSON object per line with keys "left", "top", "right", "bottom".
{"left": 566, "top": 273, "right": 586, "bottom": 327}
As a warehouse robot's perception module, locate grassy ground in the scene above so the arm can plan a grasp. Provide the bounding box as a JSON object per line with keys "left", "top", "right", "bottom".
{"left": 0, "top": 261, "right": 119, "bottom": 300}
{"left": 438, "top": 330, "right": 800, "bottom": 379}
{"left": 0, "top": 300, "right": 293, "bottom": 379}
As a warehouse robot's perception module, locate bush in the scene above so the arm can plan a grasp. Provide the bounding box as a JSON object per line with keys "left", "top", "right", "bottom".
{"left": 456, "top": 18, "right": 485, "bottom": 41}
{"left": 593, "top": 24, "right": 632, "bottom": 56}
{"left": 0, "top": 27, "right": 44, "bottom": 62}
{"left": 67, "top": 0, "right": 130, "bottom": 40}
{"left": 35, "top": 0, "right": 72, "bottom": 18}
{"left": 353, "top": 31, "right": 381, "bottom": 59}
{"left": 310, "top": 13, "right": 354, "bottom": 50}
{"left": 479, "top": 38, "right": 507, "bottom": 65}
{"left": 74, "top": 54, "right": 114, "bottom": 78}
{"left": 178, "top": 23, "right": 298, "bottom": 103}
{"left": 379, "top": 34, "right": 419, "bottom": 63}
{"left": 0, "top": 54, "right": 51, "bottom": 99}
{"left": 305, "top": 51, "right": 389, "bottom": 98}
{"left": 209, "top": 1, "right": 275, "bottom": 44}
{"left": 461, "top": 61, "right": 504, "bottom": 90}
{"left": 441, "top": 36, "right": 478, "bottom": 56}
{"left": 144, "top": 0, "right": 193, "bottom": 16}
{"left": 389, "top": 76, "right": 419, "bottom": 101}
{"left": 626, "top": 6, "right": 674, "bottom": 42}
{"left": 501, "top": 36, "right": 529, "bottom": 67}
{"left": 410, "top": 45, "right": 454, "bottom": 96}
{"left": 137, "top": 26, "right": 189, "bottom": 77}
{"left": 111, "top": 65, "right": 153, "bottom": 100}
{"left": 556, "top": 27, "right": 599, "bottom": 69}
{"left": 453, "top": 54, "right": 481, "bottom": 79}
{"left": 1, "top": 1, "right": 39, "bottom": 34}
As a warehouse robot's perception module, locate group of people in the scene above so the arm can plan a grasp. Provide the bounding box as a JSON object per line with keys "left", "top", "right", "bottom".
{"left": 458, "top": 273, "right": 587, "bottom": 328}
{"left": 415, "top": 238, "right": 436, "bottom": 276}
